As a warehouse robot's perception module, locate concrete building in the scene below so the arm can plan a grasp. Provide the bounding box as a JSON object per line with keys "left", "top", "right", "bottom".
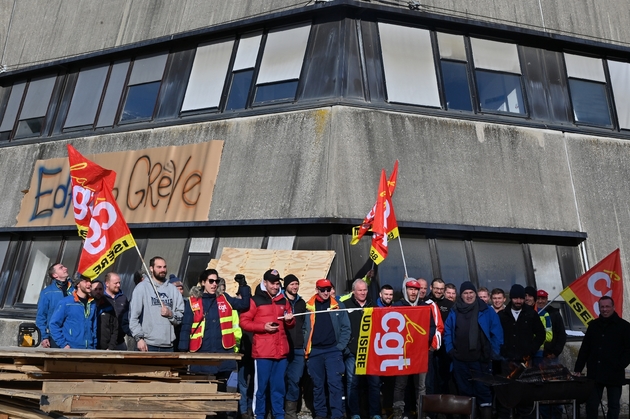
{"left": 0, "top": 0, "right": 628, "bottom": 346}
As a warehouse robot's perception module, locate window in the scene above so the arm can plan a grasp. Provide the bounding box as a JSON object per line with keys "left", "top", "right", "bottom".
{"left": 437, "top": 33, "right": 473, "bottom": 111}
{"left": 254, "top": 24, "right": 311, "bottom": 104}
{"left": 471, "top": 38, "right": 525, "bottom": 115}
{"left": 96, "top": 60, "right": 130, "bottom": 128}
{"left": 0, "top": 77, "right": 57, "bottom": 141}
{"left": 0, "top": 83, "right": 25, "bottom": 141}
{"left": 378, "top": 23, "right": 440, "bottom": 107}
{"left": 472, "top": 241, "right": 528, "bottom": 292}
{"left": 606, "top": 60, "right": 630, "bottom": 129}
{"left": 225, "top": 32, "right": 262, "bottom": 111}
{"left": 64, "top": 64, "right": 109, "bottom": 129}
{"left": 120, "top": 53, "right": 168, "bottom": 123}
{"left": 435, "top": 239, "right": 470, "bottom": 288}
{"left": 181, "top": 39, "right": 235, "bottom": 112}
{"left": 378, "top": 236, "right": 433, "bottom": 294}
{"left": 564, "top": 53, "right": 612, "bottom": 127}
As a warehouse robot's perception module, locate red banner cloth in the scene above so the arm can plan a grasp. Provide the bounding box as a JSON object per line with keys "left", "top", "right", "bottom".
{"left": 355, "top": 306, "right": 431, "bottom": 376}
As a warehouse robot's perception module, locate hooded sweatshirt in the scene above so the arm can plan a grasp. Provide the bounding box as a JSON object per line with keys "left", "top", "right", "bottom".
{"left": 129, "top": 278, "right": 185, "bottom": 348}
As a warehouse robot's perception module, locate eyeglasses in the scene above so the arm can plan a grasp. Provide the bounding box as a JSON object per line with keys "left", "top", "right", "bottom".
{"left": 318, "top": 287, "right": 332, "bottom": 293}
{"left": 206, "top": 279, "right": 219, "bottom": 284}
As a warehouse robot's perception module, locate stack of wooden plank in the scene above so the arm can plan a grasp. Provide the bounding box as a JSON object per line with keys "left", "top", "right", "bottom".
{"left": 0, "top": 347, "right": 241, "bottom": 418}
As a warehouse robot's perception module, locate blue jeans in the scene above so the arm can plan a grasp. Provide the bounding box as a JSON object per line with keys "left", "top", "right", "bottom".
{"left": 146, "top": 345, "right": 173, "bottom": 352}
{"left": 345, "top": 354, "right": 381, "bottom": 417}
{"left": 307, "top": 348, "right": 345, "bottom": 419}
{"left": 451, "top": 359, "right": 492, "bottom": 405}
{"left": 239, "top": 358, "right": 254, "bottom": 414}
{"left": 586, "top": 384, "right": 622, "bottom": 419}
{"left": 285, "top": 349, "right": 305, "bottom": 402}
{"left": 253, "top": 358, "right": 288, "bottom": 419}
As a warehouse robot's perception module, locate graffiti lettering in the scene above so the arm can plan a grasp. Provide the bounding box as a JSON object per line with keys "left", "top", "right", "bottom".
{"left": 127, "top": 155, "right": 202, "bottom": 212}
{"left": 30, "top": 166, "right": 72, "bottom": 221}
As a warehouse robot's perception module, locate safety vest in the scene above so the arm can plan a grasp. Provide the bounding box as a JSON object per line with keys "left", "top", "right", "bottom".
{"left": 189, "top": 295, "right": 239, "bottom": 352}
{"left": 304, "top": 295, "right": 340, "bottom": 358}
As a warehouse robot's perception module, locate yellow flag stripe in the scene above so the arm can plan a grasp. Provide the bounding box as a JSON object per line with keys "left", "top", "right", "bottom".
{"left": 355, "top": 307, "right": 373, "bottom": 375}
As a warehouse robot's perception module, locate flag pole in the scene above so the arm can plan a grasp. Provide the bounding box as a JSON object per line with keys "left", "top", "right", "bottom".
{"left": 398, "top": 237, "right": 408, "bottom": 278}
{"left": 134, "top": 246, "right": 165, "bottom": 308}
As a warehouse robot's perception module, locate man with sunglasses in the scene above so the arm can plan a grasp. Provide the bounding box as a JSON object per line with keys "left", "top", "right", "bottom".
{"left": 304, "top": 279, "right": 351, "bottom": 419}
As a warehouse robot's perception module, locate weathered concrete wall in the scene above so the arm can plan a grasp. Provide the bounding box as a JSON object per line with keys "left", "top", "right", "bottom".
{"left": 1, "top": 0, "right": 630, "bottom": 71}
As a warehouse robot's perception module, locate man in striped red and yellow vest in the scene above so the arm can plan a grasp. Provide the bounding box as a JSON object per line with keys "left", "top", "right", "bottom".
{"left": 240, "top": 269, "right": 295, "bottom": 419}
{"left": 178, "top": 269, "right": 251, "bottom": 379}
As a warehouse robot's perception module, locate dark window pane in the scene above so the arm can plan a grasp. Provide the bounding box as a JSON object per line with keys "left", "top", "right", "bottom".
{"left": 568, "top": 78, "right": 612, "bottom": 127}
{"left": 183, "top": 254, "right": 212, "bottom": 293}
{"left": 476, "top": 70, "right": 525, "bottom": 114}
{"left": 435, "top": 239, "right": 470, "bottom": 289}
{"left": 120, "top": 81, "right": 160, "bottom": 122}
{"left": 225, "top": 70, "right": 254, "bottom": 111}
{"left": 472, "top": 241, "right": 527, "bottom": 292}
{"left": 14, "top": 117, "right": 44, "bottom": 138}
{"left": 441, "top": 61, "right": 472, "bottom": 111}
{"left": 254, "top": 80, "right": 298, "bottom": 104}
{"left": 301, "top": 19, "right": 342, "bottom": 100}
{"left": 0, "top": 132, "right": 9, "bottom": 142}
{"left": 378, "top": 236, "right": 432, "bottom": 296}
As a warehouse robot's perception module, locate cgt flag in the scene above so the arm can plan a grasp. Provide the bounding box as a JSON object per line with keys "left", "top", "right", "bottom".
{"left": 369, "top": 169, "right": 399, "bottom": 264}
{"left": 355, "top": 306, "right": 431, "bottom": 376}
{"left": 351, "top": 160, "right": 399, "bottom": 245}
{"left": 67, "top": 144, "right": 116, "bottom": 239}
{"left": 560, "top": 248, "right": 623, "bottom": 326}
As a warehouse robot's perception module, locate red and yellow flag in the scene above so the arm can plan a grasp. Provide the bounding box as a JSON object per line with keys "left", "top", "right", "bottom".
{"left": 559, "top": 248, "right": 623, "bottom": 326}
{"left": 351, "top": 160, "right": 399, "bottom": 245}
{"left": 67, "top": 145, "right": 116, "bottom": 239}
{"left": 369, "top": 169, "right": 399, "bottom": 264}
{"left": 67, "top": 145, "right": 137, "bottom": 279}
{"left": 355, "top": 306, "right": 431, "bottom": 376}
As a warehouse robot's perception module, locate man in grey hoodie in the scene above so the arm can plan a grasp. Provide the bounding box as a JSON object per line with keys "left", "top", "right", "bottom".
{"left": 129, "top": 256, "right": 185, "bottom": 352}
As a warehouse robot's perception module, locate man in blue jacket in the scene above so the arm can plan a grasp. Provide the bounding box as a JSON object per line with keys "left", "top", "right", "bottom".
{"left": 49, "top": 274, "right": 97, "bottom": 349}
{"left": 444, "top": 281, "right": 503, "bottom": 419}
{"left": 36, "top": 263, "right": 71, "bottom": 348}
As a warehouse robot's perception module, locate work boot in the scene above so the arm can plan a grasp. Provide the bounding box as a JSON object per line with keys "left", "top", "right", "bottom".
{"left": 285, "top": 400, "right": 298, "bottom": 419}
{"left": 479, "top": 407, "right": 492, "bottom": 419}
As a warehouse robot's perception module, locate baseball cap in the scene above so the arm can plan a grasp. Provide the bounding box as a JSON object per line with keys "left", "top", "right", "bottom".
{"left": 406, "top": 279, "right": 421, "bottom": 289}
{"left": 263, "top": 269, "right": 282, "bottom": 283}
{"left": 316, "top": 279, "right": 332, "bottom": 288}
{"left": 537, "top": 289, "right": 549, "bottom": 298}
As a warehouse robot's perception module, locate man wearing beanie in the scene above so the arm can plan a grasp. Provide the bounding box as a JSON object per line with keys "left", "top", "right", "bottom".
{"left": 444, "top": 281, "right": 503, "bottom": 419}
{"left": 283, "top": 274, "right": 306, "bottom": 419}
{"left": 304, "top": 279, "right": 351, "bottom": 419}
{"left": 497, "top": 284, "right": 546, "bottom": 419}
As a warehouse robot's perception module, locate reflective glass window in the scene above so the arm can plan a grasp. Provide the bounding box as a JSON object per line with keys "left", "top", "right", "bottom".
{"left": 378, "top": 236, "right": 432, "bottom": 295}
{"left": 96, "top": 60, "right": 130, "bottom": 128}
{"left": 64, "top": 65, "right": 109, "bottom": 128}
{"left": 476, "top": 70, "right": 525, "bottom": 114}
{"left": 441, "top": 61, "right": 472, "bottom": 111}
{"left": 18, "top": 238, "right": 62, "bottom": 305}
{"left": 254, "top": 80, "right": 298, "bottom": 103}
{"left": 568, "top": 79, "right": 612, "bottom": 126}
{"left": 256, "top": 24, "right": 310, "bottom": 85}
{"left": 530, "top": 244, "right": 563, "bottom": 296}
{"left": 0, "top": 82, "right": 26, "bottom": 134}
{"left": 472, "top": 241, "right": 527, "bottom": 292}
{"left": 226, "top": 70, "right": 254, "bottom": 110}
{"left": 608, "top": 60, "right": 630, "bottom": 129}
{"left": 435, "top": 239, "right": 470, "bottom": 289}
{"left": 120, "top": 81, "right": 161, "bottom": 122}
{"left": 143, "top": 237, "right": 188, "bottom": 278}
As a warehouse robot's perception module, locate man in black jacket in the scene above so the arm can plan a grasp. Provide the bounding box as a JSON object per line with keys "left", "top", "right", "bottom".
{"left": 103, "top": 272, "right": 130, "bottom": 350}
{"left": 574, "top": 296, "right": 630, "bottom": 419}
{"left": 497, "top": 284, "right": 546, "bottom": 419}
{"left": 283, "top": 274, "right": 306, "bottom": 419}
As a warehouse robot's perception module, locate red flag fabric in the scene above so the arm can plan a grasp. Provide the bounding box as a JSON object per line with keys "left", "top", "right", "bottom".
{"left": 559, "top": 248, "right": 623, "bottom": 326}
{"left": 351, "top": 160, "right": 398, "bottom": 245}
{"left": 67, "top": 145, "right": 116, "bottom": 239}
{"left": 355, "top": 306, "right": 431, "bottom": 376}
{"left": 369, "top": 169, "right": 399, "bottom": 264}
{"left": 77, "top": 186, "right": 136, "bottom": 279}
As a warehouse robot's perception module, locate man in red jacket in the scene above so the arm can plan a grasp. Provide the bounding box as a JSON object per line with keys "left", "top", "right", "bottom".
{"left": 240, "top": 269, "right": 295, "bottom": 419}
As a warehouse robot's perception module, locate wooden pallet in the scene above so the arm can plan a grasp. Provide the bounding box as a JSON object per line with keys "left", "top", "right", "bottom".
{"left": 0, "top": 347, "right": 241, "bottom": 419}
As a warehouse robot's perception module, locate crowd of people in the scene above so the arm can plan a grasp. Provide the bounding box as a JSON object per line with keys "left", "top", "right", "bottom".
{"left": 35, "top": 257, "right": 630, "bottom": 419}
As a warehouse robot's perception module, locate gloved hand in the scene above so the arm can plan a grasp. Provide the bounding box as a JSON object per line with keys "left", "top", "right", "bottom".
{"left": 235, "top": 274, "right": 247, "bottom": 287}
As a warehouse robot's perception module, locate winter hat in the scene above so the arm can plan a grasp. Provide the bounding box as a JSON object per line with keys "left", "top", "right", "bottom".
{"left": 284, "top": 274, "right": 300, "bottom": 286}
{"left": 524, "top": 286, "right": 537, "bottom": 297}
{"left": 459, "top": 281, "right": 477, "bottom": 295}
{"left": 510, "top": 284, "right": 526, "bottom": 299}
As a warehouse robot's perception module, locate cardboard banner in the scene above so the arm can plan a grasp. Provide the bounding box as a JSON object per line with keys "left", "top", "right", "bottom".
{"left": 16, "top": 141, "right": 224, "bottom": 227}
{"left": 351, "top": 160, "right": 399, "bottom": 245}
{"left": 369, "top": 169, "right": 399, "bottom": 264}
{"left": 560, "top": 248, "right": 623, "bottom": 326}
{"left": 78, "top": 186, "right": 137, "bottom": 279}
{"left": 356, "top": 306, "right": 431, "bottom": 376}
